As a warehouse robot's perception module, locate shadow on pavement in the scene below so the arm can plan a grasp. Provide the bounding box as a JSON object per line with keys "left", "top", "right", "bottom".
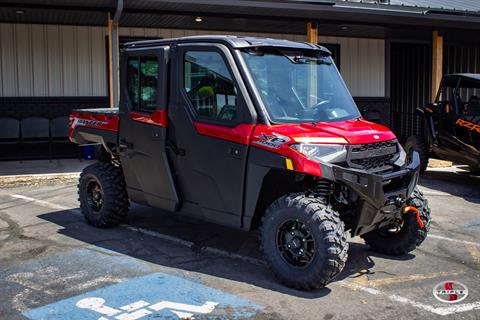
{"left": 38, "top": 206, "right": 415, "bottom": 299}
{"left": 419, "top": 169, "right": 480, "bottom": 204}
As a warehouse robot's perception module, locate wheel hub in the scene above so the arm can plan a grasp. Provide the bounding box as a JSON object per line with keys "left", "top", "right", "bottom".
{"left": 277, "top": 219, "right": 315, "bottom": 268}
{"left": 86, "top": 180, "right": 103, "bottom": 212}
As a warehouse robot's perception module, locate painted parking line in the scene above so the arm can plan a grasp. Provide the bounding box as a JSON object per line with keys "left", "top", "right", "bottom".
{"left": 23, "top": 272, "right": 262, "bottom": 320}
{"left": 10, "top": 194, "right": 80, "bottom": 213}
{"left": 341, "top": 282, "right": 480, "bottom": 316}
{"left": 351, "top": 270, "right": 465, "bottom": 287}
{"left": 427, "top": 234, "right": 480, "bottom": 247}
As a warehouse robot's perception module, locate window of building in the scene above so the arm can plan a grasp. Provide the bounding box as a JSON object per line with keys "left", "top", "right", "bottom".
{"left": 126, "top": 56, "right": 159, "bottom": 112}
{"left": 183, "top": 51, "right": 238, "bottom": 121}
{"left": 320, "top": 43, "right": 340, "bottom": 70}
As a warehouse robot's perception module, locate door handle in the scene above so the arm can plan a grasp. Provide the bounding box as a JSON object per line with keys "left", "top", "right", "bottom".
{"left": 228, "top": 146, "right": 242, "bottom": 159}
{"left": 119, "top": 139, "right": 133, "bottom": 149}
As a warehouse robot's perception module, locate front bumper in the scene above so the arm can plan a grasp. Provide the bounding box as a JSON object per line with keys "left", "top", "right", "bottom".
{"left": 322, "top": 152, "right": 421, "bottom": 236}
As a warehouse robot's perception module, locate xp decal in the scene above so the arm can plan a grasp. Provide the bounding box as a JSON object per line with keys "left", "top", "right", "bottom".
{"left": 253, "top": 133, "right": 290, "bottom": 149}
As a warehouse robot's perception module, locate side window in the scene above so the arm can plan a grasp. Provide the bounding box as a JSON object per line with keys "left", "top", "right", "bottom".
{"left": 126, "top": 56, "right": 159, "bottom": 113}
{"left": 184, "top": 51, "right": 238, "bottom": 121}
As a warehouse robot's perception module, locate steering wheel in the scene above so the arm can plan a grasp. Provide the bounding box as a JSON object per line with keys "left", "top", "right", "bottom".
{"left": 311, "top": 99, "right": 331, "bottom": 109}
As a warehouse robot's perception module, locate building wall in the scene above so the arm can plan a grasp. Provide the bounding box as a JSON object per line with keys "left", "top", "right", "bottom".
{"left": 0, "top": 23, "right": 385, "bottom": 98}
{"left": 0, "top": 23, "right": 106, "bottom": 97}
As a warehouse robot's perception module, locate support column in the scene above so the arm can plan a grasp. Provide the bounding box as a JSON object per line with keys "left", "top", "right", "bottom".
{"left": 111, "top": 20, "right": 120, "bottom": 109}
{"left": 306, "top": 21, "right": 318, "bottom": 44}
{"left": 306, "top": 22, "right": 318, "bottom": 106}
{"left": 432, "top": 30, "right": 443, "bottom": 101}
{"left": 107, "top": 0, "right": 123, "bottom": 108}
{"left": 108, "top": 13, "right": 114, "bottom": 108}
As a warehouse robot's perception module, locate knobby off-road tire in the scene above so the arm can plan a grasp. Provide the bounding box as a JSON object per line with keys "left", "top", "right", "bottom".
{"left": 362, "top": 188, "right": 431, "bottom": 256}
{"left": 78, "top": 162, "right": 129, "bottom": 228}
{"left": 260, "top": 194, "right": 348, "bottom": 290}
{"left": 405, "top": 135, "right": 429, "bottom": 174}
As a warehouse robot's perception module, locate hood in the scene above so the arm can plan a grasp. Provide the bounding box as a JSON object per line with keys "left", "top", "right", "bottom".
{"left": 265, "top": 118, "right": 396, "bottom": 145}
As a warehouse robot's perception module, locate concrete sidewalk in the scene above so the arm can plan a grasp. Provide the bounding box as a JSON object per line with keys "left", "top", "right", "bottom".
{"left": 0, "top": 159, "right": 94, "bottom": 177}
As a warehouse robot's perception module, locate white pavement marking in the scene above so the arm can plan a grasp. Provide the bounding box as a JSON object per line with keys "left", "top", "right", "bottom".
{"left": 342, "top": 282, "right": 480, "bottom": 316}
{"left": 0, "top": 172, "right": 80, "bottom": 179}
{"left": 9, "top": 193, "right": 480, "bottom": 316}
{"left": 10, "top": 194, "right": 79, "bottom": 213}
{"left": 120, "top": 300, "right": 150, "bottom": 312}
{"left": 428, "top": 234, "right": 480, "bottom": 247}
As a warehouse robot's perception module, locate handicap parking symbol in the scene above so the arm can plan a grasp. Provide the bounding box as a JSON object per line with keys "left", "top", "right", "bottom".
{"left": 23, "top": 272, "right": 262, "bottom": 319}
{"left": 76, "top": 296, "right": 218, "bottom": 319}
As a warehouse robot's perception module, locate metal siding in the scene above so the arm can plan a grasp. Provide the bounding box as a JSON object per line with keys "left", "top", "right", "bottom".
{"left": 390, "top": 42, "right": 432, "bottom": 139}
{"left": 62, "top": 26, "right": 78, "bottom": 96}
{"left": 32, "top": 24, "right": 48, "bottom": 96}
{"left": 16, "top": 24, "right": 34, "bottom": 96}
{"left": 91, "top": 26, "right": 107, "bottom": 96}
{"left": 77, "top": 26, "right": 92, "bottom": 96}
{"left": 444, "top": 44, "right": 480, "bottom": 99}
{"left": 0, "top": 24, "right": 18, "bottom": 96}
{"left": 46, "top": 25, "right": 63, "bottom": 96}
{"left": 0, "top": 23, "right": 107, "bottom": 97}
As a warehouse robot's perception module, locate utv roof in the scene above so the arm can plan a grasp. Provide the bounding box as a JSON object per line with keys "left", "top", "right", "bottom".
{"left": 443, "top": 73, "right": 480, "bottom": 88}
{"left": 124, "top": 35, "right": 330, "bottom": 53}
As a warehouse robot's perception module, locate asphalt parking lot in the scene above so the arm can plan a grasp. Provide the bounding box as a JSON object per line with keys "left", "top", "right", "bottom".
{"left": 1, "top": 166, "right": 479, "bottom": 320}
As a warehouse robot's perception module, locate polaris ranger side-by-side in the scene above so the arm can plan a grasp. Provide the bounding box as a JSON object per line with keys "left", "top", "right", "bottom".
{"left": 70, "top": 36, "right": 431, "bottom": 290}
{"left": 406, "top": 73, "right": 480, "bottom": 173}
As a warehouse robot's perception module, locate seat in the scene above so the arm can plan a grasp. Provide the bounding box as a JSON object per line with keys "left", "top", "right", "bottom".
{"left": 20, "top": 117, "right": 51, "bottom": 159}
{"left": 0, "top": 117, "right": 20, "bottom": 160}
{"left": 21, "top": 117, "right": 50, "bottom": 143}
{"left": 50, "top": 116, "right": 69, "bottom": 141}
{"left": 0, "top": 117, "right": 20, "bottom": 144}
{"left": 50, "top": 116, "right": 79, "bottom": 158}
{"left": 467, "top": 96, "right": 480, "bottom": 115}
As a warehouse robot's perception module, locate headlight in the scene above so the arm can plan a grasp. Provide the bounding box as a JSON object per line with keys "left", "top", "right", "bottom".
{"left": 291, "top": 143, "right": 347, "bottom": 163}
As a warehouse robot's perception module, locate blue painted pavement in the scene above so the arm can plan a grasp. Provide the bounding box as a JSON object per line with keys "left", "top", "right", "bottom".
{"left": 23, "top": 272, "right": 262, "bottom": 320}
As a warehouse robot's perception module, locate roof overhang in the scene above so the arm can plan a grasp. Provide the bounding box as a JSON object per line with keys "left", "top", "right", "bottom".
{"left": 1, "top": 0, "right": 480, "bottom": 37}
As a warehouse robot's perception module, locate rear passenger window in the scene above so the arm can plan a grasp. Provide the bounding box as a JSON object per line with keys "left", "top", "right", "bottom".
{"left": 127, "top": 56, "right": 159, "bottom": 113}
{"left": 184, "top": 51, "right": 238, "bottom": 121}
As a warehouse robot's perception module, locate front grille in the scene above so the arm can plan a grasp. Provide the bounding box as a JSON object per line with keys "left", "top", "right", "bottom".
{"left": 347, "top": 140, "right": 398, "bottom": 171}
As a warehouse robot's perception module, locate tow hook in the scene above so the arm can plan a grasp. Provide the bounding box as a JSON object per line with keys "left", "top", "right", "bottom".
{"left": 403, "top": 206, "right": 424, "bottom": 229}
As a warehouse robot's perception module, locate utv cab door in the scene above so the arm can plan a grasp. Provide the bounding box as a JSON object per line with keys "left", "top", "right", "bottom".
{"left": 167, "top": 44, "right": 256, "bottom": 228}
{"left": 119, "top": 46, "right": 178, "bottom": 211}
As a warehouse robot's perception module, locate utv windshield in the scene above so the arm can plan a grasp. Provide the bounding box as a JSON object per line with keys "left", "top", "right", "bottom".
{"left": 241, "top": 49, "right": 360, "bottom": 123}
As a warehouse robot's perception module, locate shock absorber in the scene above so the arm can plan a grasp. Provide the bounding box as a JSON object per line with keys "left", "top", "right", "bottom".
{"left": 311, "top": 179, "right": 333, "bottom": 203}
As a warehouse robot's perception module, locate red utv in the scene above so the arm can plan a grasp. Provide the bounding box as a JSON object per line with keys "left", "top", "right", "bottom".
{"left": 70, "top": 36, "right": 431, "bottom": 290}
